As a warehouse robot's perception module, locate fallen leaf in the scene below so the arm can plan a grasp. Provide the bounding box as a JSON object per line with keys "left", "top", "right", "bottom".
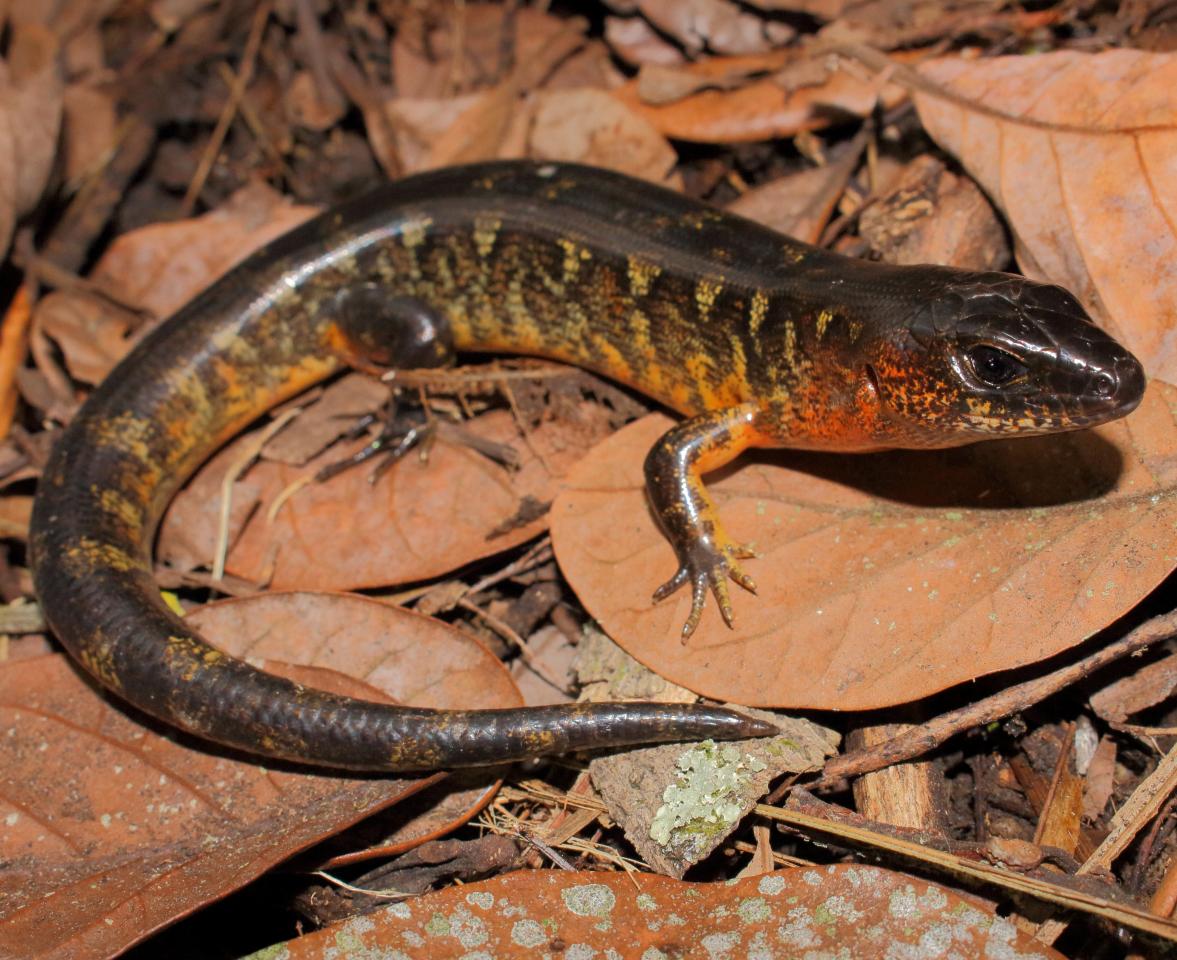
{"left": 725, "top": 138, "right": 863, "bottom": 244}
{"left": 0, "top": 591, "right": 524, "bottom": 960}
{"left": 530, "top": 87, "right": 679, "bottom": 185}
{"left": 552, "top": 382, "right": 1177, "bottom": 710}
{"left": 424, "top": 80, "right": 529, "bottom": 169}
{"left": 628, "top": 0, "right": 795, "bottom": 55}
{"left": 161, "top": 405, "right": 613, "bottom": 592}
{"left": 1082, "top": 736, "right": 1117, "bottom": 822}
{"left": 258, "top": 864, "right": 1066, "bottom": 959}
{"left": 858, "top": 153, "right": 1010, "bottom": 270}
{"left": 0, "top": 22, "right": 62, "bottom": 259}
{"left": 611, "top": 51, "right": 903, "bottom": 142}
{"left": 33, "top": 291, "right": 137, "bottom": 384}
{"left": 90, "top": 181, "right": 319, "bottom": 316}
{"left": 1090, "top": 650, "right": 1177, "bottom": 723}
{"left": 60, "top": 83, "right": 117, "bottom": 185}
{"left": 604, "top": 15, "right": 687, "bottom": 67}
{"left": 913, "top": 49, "right": 1177, "bottom": 384}
{"left": 509, "top": 624, "right": 578, "bottom": 706}
{"left": 260, "top": 373, "right": 389, "bottom": 466}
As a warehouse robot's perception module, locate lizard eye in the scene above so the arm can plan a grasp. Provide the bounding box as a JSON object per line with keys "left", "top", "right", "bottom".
{"left": 966, "top": 345, "right": 1027, "bottom": 387}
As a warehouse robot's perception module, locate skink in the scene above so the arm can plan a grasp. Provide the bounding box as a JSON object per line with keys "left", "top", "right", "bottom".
{"left": 29, "top": 161, "right": 1145, "bottom": 770}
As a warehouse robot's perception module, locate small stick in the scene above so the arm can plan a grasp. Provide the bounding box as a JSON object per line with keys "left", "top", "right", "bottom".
{"left": 816, "top": 610, "right": 1177, "bottom": 788}
{"left": 182, "top": 2, "right": 271, "bottom": 215}
{"left": 0, "top": 285, "right": 33, "bottom": 438}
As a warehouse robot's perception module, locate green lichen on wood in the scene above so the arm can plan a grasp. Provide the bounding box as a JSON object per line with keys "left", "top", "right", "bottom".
{"left": 649, "top": 741, "right": 767, "bottom": 848}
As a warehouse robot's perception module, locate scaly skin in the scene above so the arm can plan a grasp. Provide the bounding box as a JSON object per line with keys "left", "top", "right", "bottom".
{"left": 29, "top": 161, "right": 1145, "bottom": 770}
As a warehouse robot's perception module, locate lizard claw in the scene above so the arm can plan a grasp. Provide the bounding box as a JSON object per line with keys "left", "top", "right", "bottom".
{"left": 652, "top": 537, "right": 758, "bottom": 640}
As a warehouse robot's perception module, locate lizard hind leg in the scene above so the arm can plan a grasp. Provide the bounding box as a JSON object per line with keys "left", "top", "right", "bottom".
{"left": 324, "top": 282, "right": 456, "bottom": 374}
{"left": 317, "top": 283, "right": 455, "bottom": 481}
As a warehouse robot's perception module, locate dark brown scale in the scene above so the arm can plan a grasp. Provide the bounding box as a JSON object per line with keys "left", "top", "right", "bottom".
{"left": 30, "top": 160, "right": 1144, "bottom": 770}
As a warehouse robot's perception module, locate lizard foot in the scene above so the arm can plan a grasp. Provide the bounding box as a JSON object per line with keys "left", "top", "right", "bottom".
{"left": 315, "top": 401, "right": 434, "bottom": 484}
{"left": 652, "top": 535, "right": 757, "bottom": 640}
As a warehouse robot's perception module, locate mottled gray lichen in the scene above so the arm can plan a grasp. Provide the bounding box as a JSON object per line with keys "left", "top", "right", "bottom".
{"left": 649, "top": 742, "right": 767, "bottom": 849}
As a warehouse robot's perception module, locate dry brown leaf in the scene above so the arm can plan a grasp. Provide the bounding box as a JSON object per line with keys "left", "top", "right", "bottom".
{"left": 725, "top": 143, "right": 861, "bottom": 244}
{"left": 1089, "top": 650, "right": 1177, "bottom": 723}
{"left": 913, "top": 49, "right": 1177, "bottom": 384}
{"left": 424, "top": 80, "right": 528, "bottom": 169}
{"left": 630, "top": 0, "right": 795, "bottom": 55}
{"left": 530, "top": 87, "right": 678, "bottom": 185}
{"left": 1083, "top": 736, "right": 1117, "bottom": 822}
{"left": 261, "top": 864, "right": 1065, "bottom": 959}
{"left": 0, "top": 591, "right": 523, "bottom": 960}
{"left": 858, "top": 154, "right": 1009, "bottom": 271}
{"left": 604, "top": 15, "right": 688, "bottom": 67}
{"left": 33, "top": 291, "right": 136, "bottom": 384}
{"left": 0, "top": 494, "right": 32, "bottom": 537}
{"left": 0, "top": 23, "right": 63, "bottom": 259}
{"left": 90, "top": 181, "right": 319, "bottom": 316}
{"left": 261, "top": 373, "right": 389, "bottom": 466}
{"left": 286, "top": 70, "right": 348, "bottom": 132}
{"left": 161, "top": 405, "right": 615, "bottom": 592}
{"left": 60, "top": 83, "right": 116, "bottom": 185}
{"left": 552, "top": 382, "right": 1177, "bottom": 710}
{"left": 510, "top": 624, "right": 578, "bottom": 706}
{"left": 381, "top": 93, "right": 484, "bottom": 173}
{"left": 611, "top": 51, "right": 902, "bottom": 142}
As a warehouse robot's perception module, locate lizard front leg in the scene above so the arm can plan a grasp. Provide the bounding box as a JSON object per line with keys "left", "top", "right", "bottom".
{"left": 644, "top": 402, "right": 764, "bottom": 639}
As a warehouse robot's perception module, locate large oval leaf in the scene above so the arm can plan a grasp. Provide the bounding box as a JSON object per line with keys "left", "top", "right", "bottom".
{"left": 914, "top": 49, "right": 1177, "bottom": 384}
{"left": 552, "top": 383, "right": 1177, "bottom": 709}
{"left": 259, "top": 864, "right": 1065, "bottom": 959}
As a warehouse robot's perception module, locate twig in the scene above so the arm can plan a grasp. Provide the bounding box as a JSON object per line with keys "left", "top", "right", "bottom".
{"left": 182, "top": 2, "right": 271, "bottom": 215}
{"left": 457, "top": 597, "right": 571, "bottom": 694}
{"left": 213, "top": 407, "right": 302, "bottom": 581}
{"left": 757, "top": 804, "right": 1177, "bottom": 941}
{"left": 465, "top": 537, "right": 554, "bottom": 598}
{"left": 311, "top": 870, "right": 410, "bottom": 900}
{"left": 1036, "top": 742, "right": 1177, "bottom": 944}
{"left": 0, "top": 284, "right": 33, "bottom": 439}
{"left": 816, "top": 609, "right": 1177, "bottom": 787}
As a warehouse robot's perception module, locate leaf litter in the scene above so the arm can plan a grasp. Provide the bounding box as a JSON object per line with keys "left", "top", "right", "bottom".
{"left": 1, "top": 1, "right": 1177, "bottom": 958}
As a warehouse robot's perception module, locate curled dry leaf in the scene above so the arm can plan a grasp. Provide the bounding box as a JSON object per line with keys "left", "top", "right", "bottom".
{"left": 1089, "top": 650, "right": 1177, "bottom": 724}
{"left": 552, "top": 382, "right": 1177, "bottom": 710}
{"left": 913, "top": 49, "right": 1177, "bottom": 384}
{"left": 604, "top": 15, "right": 687, "bottom": 67}
{"left": 32, "top": 291, "right": 136, "bottom": 385}
{"left": 857, "top": 154, "right": 1010, "bottom": 271}
{"left": 611, "top": 51, "right": 903, "bottom": 142}
{"left": 725, "top": 138, "right": 864, "bottom": 244}
{"left": 0, "top": 591, "right": 522, "bottom": 960}
{"left": 628, "top": 0, "right": 795, "bottom": 55}
{"left": 263, "top": 864, "right": 1065, "bottom": 959}
{"left": 0, "top": 22, "right": 63, "bottom": 259}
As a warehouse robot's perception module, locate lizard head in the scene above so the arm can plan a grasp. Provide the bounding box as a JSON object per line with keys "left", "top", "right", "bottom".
{"left": 860, "top": 271, "right": 1145, "bottom": 447}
